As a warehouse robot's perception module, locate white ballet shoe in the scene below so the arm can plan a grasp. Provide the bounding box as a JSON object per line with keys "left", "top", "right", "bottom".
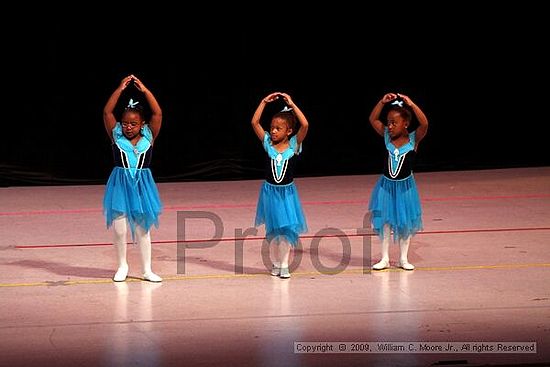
{"left": 398, "top": 260, "right": 415, "bottom": 270}
{"left": 143, "top": 272, "right": 163, "bottom": 282}
{"left": 372, "top": 259, "right": 390, "bottom": 270}
{"left": 113, "top": 264, "right": 129, "bottom": 282}
{"left": 278, "top": 267, "right": 291, "bottom": 279}
{"left": 270, "top": 265, "right": 281, "bottom": 276}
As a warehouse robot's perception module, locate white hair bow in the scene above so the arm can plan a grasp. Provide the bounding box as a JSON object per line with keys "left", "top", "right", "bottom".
{"left": 391, "top": 100, "right": 404, "bottom": 107}
{"left": 281, "top": 106, "right": 293, "bottom": 112}
{"left": 127, "top": 99, "right": 139, "bottom": 108}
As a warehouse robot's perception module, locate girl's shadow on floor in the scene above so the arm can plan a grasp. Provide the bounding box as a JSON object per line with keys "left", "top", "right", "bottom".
{"left": 180, "top": 256, "right": 267, "bottom": 275}
{"left": 5, "top": 260, "right": 113, "bottom": 278}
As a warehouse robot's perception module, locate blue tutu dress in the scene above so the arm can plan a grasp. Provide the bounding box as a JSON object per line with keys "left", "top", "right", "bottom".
{"left": 369, "top": 128, "right": 423, "bottom": 241}
{"left": 255, "top": 132, "right": 308, "bottom": 246}
{"left": 103, "top": 123, "right": 162, "bottom": 236}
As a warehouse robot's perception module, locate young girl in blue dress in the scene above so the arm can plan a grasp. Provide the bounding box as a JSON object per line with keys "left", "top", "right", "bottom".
{"left": 251, "top": 92, "right": 309, "bottom": 278}
{"left": 368, "top": 93, "right": 429, "bottom": 270}
{"left": 103, "top": 75, "right": 163, "bottom": 282}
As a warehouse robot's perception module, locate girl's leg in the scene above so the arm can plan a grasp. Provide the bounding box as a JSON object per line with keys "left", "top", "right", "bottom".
{"left": 113, "top": 216, "right": 129, "bottom": 282}
{"left": 278, "top": 238, "right": 292, "bottom": 279}
{"left": 135, "top": 225, "right": 162, "bottom": 282}
{"left": 270, "top": 238, "right": 281, "bottom": 276}
{"left": 398, "top": 235, "right": 415, "bottom": 270}
{"left": 372, "top": 224, "right": 391, "bottom": 270}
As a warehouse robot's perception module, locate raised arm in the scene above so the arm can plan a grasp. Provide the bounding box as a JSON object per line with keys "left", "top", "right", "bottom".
{"left": 132, "top": 75, "right": 162, "bottom": 140}
{"left": 280, "top": 93, "right": 309, "bottom": 145}
{"left": 399, "top": 93, "right": 429, "bottom": 146}
{"left": 103, "top": 75, "right": 134, "bottom": 140}
{"left": 251, "top": 92, "right": 280, "bottom": 141}
{"left": 369, "top": 93, "right": 398, "bottom": 137}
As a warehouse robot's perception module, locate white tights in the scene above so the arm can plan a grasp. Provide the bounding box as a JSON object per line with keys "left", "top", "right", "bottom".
{"left": 270, "top": 238, "right": 292, "bottom": 269}
{"left": 372, "top": 224, "right": 414, "bottom": 270}
{"left": 112, "top": 216, "right": 162, "bottom": 282}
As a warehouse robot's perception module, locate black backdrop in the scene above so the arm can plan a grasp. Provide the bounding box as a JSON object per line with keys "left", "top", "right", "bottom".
{"left": 2, "top": 8, "right": 548, "bottom": 187}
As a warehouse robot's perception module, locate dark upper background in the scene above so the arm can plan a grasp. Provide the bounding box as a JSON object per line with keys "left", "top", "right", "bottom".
{"left": 2, "top": 7, "right": 548, "bottom": 187}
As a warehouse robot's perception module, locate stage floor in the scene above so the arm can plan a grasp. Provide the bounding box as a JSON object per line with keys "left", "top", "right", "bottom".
{"left": 1, "top": 167, "right": 549, "bottom": 366}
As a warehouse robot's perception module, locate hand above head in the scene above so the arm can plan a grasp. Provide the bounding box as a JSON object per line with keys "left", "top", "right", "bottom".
{"left": 397, "top": 93, "right": 413, "bottom": 106}
{"left": 381, "top": 93, "right": 398, "bottom": 104}
{"left": 278, "top": 93, "right": 294, "bottom": 108}
{"left": 263, "top": 92, "right": 282, "bottom": 103}
{"left": 130, "top": 75, "right": 148, "bottom": 93}
{"left": 119, "top": 75, "right": 134, "bottom": 91}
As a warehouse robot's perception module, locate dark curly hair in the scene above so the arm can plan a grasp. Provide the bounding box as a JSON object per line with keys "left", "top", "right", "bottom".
{"left": 387, "top": 105, "right": 412, "bottom": 123}
{"left": 123, "top": 101, "right": 145, "bottom": 121}
{"left": 272, "top": 111, "right": 296, "bottom": 131}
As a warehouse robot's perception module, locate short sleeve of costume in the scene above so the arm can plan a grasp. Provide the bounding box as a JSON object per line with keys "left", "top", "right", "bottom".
{"left": 383, "top": 127, "right": 390, "bottom": 145}
{"left": 141, "top": 124, "right": 153, "bottom": 142}
{"left": 289, "top": 135, "right": 302, "bottom": 155}
{"left": 262, "top": 131, "right": 271, "bottom": 152}
{"left": 113, "top": 122, "right": 123, "bottom": 140}
{"left": 409, "top": 130, "right": 417, "bottom": 146}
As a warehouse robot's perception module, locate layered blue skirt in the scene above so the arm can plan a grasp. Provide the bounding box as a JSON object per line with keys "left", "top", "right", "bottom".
{"left": 368, "top": 174, "right": 423, "bottom": 241}
{"left": 103, "top": 167, "right": 162, "bottom": 235}
{"left": 255, "top": 181, "right": 307, "bottom": 247}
